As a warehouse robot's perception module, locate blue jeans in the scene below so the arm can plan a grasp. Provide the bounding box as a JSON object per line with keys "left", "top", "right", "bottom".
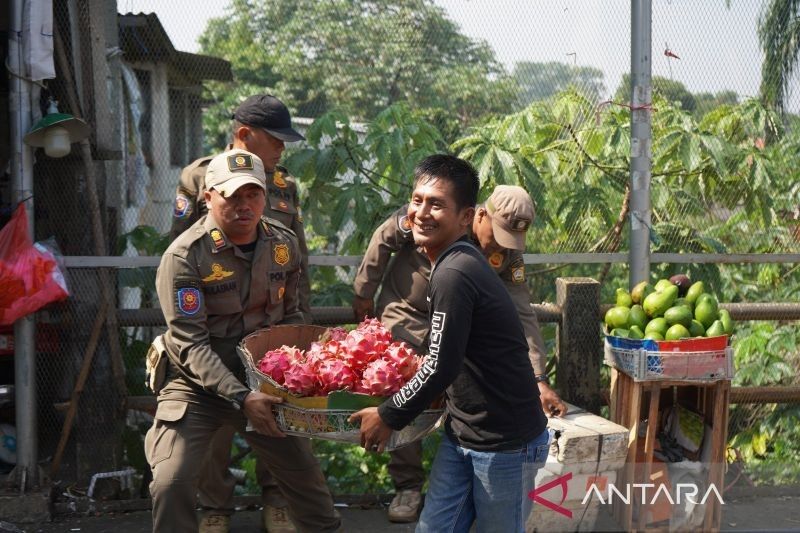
{"left": 417, "top": 428, "right": 551, "bottom": 533}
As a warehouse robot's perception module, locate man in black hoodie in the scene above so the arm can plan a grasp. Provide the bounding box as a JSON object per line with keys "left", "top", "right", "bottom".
{"left": 350, "top": 155, "right": 550, "bottom": 533}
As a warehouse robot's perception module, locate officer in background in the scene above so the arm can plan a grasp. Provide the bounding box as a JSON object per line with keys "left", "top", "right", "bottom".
{"left": 147, "top": 149, "right": 340, "bottom": 532}
{"left": 170, "top": 95, "right": 308, "bottom": 532}
{"left": 352, "top": 184, "right": 567, "bottom": 523}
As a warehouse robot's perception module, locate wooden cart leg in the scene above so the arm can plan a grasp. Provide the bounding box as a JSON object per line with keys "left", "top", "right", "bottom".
{"left": 637, "top": 384, "right": 661, "bottom": 531}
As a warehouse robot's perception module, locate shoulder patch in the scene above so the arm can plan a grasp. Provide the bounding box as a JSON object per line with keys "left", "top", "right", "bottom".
{"left": 174, "top": 193, "right": 191, "bottom": 218}
{"left": 511, "top": 265, "right": 525, "bottom": 284}
{"left": 176, "top": 285, "right": 202, "bottom": 316}
{"left": 397, "top": 215, "right": 413, "bottom": 235}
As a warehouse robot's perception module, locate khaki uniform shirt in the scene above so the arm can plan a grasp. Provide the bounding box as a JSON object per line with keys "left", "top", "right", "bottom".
{"left": 170, "top": 150, "right": 311, "bottom": 321}
{"left": 353, "top": 206, "right": 548, "bottom": 375}
{"left": 156, "top": 214, "right": 304, "bottom": 408}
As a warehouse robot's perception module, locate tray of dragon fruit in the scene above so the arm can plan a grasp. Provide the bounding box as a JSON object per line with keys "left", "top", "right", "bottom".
{"left": 237, "top": 321, "right": 445, "bottom": 450}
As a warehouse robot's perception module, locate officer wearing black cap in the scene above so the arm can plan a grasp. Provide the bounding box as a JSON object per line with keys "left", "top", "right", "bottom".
{"left": 168, "top": 96, "right": 310, "bottom": 533}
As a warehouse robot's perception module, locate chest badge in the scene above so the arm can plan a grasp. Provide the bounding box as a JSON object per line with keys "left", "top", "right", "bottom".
{"left": 202, "top": 263, "right": 234, "bottom": 283}
{"left": 273, "top": 171, "right": 287, "bottom": 188}
{"left": 210, "top": 229, "right": 226, "bottom": 250}
{"left": 273, "top": 243, "right": 290, "bottom": 266}
{"left": 488, "top": 252, "right": 504, "bottom": 269}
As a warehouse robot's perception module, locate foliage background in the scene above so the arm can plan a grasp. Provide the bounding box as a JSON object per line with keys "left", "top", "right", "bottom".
{"left": 113, "top": 0, "right": 800, "bottom": 492}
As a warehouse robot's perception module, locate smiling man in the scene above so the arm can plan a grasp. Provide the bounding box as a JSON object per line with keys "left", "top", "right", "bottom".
{"left": 350, "top": 155, "right": 550, "bottom": 533}
{"left": 352, "top": 183, "right": 566, "bottom": 523}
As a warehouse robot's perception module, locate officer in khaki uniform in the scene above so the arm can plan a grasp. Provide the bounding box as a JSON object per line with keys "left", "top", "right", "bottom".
{"left": 147, "top": 149, "right": 340, "bottom": 533}
{"left": 170, "top": 96, "right": 308, "bottom": 532}
{"left": 352, "top": 185, "right": 568, "bottom": 523}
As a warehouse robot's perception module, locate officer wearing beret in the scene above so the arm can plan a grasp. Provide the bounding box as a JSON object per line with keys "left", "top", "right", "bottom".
{"left": 169, "top": 95, "right": 309, "bottom": 532}
{"left": 148, "top": 149, "right": 340, "bottom": 532}
{"left": 352, "top": 184, "right": 567, "bottom": 523}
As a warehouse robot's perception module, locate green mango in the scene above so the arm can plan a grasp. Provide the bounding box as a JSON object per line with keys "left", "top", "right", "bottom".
{"left": 664, "top": 305, "right": 693, "bottom": 328}
{"left": 654, "top": 279, "right": 674, "bottom": 292}
{"left": 695, "top": 292, "right": 715, "bottom": 306}
{"left": 645, "top": 317, "right": 669, "bottom": 336}
{"left": 628, "top": 325, "right": 645, "bottom": 339}
{"left": 628, "top": 305, "right": 647, "bottom": 330}
{"left": 631, "top": 281, "right": 654, "bottom": 305}
{"left": 673, "top": 297, "right": 693, "bottom": 311}
{"left": 705, "top": 319, "right": 726, "bottom": 338}
{"left": 604, "top": 306, "right": 631, "bottom": 330}
{"left": 643, "top": 285, "right": 678, "bottom": 317}
{"left": 694, "top": 296, "right": 719, "bottom": 329}
{"left": 615, "top": 288, "right": 633, "bottom": 308}
{"left": 688, "top": 319, "right": 706, "bottom": 337}
{"left": 685, "top": 281, "right": 705, "bottom": 305}
{"left": 719, "top": 309, "right": 734, "bottom": 335}
{"left": 610, "top": 328, "right": 630, "bottom": 338}
{"left": 644, "top": 331, "right": 664, "bottom": 341}
{"left": 665, "top": 324, "right": 691, "bottom": 341}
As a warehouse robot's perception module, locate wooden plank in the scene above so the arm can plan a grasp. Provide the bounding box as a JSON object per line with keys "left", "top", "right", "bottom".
{"left": 637, "top": 384, "right": 661, "bottom": 531}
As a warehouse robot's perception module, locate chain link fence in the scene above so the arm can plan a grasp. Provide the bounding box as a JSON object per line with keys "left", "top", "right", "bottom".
{"left": 1, "top": 0, "right": 798, "bottom": 505}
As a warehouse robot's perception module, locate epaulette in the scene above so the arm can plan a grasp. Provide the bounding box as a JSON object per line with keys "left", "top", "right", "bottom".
{"left": 261, "top": 215, "right": 295, "bottom": 237}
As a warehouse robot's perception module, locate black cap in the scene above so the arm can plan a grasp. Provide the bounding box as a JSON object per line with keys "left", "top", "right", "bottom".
{"left": 232, "top": 95, "right": 305, "bottom": 142}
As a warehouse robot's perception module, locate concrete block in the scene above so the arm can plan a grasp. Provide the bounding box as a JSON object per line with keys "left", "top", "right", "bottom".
{"left": 0, "top": 490, "right": 51, "bottom": 524}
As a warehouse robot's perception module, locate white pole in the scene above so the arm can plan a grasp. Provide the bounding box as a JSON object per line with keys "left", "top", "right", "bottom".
{"left": 9, "top": 0, "right": 40, "bottom": 491}
{"left": 629, "top": 0, "right": 653, "bottom": 287}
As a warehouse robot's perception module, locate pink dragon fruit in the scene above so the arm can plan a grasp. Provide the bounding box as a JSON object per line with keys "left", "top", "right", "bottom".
{"left": 283, "top": 360, "right": 319, "bottom": 396}
{"left": 383, "top": 341, "right": 421, "bottom": 381}
{"left": 259, "top": 346, "right": 299, "bottom": 384}
{"left": 341, "top": 330, "right": 381, "bottom": 371}
{"left": 355, "top": 318, "right": 393, "bottom": 352}
{"left": 317, "top": 358, "right": 357, "bottom": 394}
{"left": 360, "top": 358, "right": 405, "bottom": 396}
{"left": 326, "top": 327, "right": 348, "bottom": 342}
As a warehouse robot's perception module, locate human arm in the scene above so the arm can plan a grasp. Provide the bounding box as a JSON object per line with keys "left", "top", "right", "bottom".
{"left": 352, "top": 207, "right": 414, "bottom": 319}
{"left": 376, "top": 265, "right": 474, "bottom": 431}
{"left": 501, "top": 254, "right": 568, "bottom": 417}
{"left": 169, "top": 165, "right": 204, "bottom": 241}
{"left": 156, "top": 251, "right": 251, "bottom": 401}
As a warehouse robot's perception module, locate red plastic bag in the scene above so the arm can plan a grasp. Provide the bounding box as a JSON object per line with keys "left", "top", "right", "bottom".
{"left": 0, "top": 203, "right": 69, "bottom": 325}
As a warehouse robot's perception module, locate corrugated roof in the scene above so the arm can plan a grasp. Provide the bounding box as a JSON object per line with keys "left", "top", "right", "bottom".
{"left": 118, "top": 13, "right": 232, "bottom": 83}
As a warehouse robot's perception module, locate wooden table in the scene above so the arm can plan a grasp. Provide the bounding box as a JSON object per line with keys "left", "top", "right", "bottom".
{"left": 609, "top": 369, "right": 731, "bottom": 531}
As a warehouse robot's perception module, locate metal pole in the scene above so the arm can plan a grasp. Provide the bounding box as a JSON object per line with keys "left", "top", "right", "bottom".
{"left": 629, "top": 0, "right": 652, "bottom": 287}
{"left": 9, "top": 0, "right": 40, "bottom": 490}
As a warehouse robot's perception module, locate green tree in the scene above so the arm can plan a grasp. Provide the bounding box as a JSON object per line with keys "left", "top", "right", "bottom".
{"left": 694, "top": 90, "right": 739, "bottom": 118}
{"left": 757, "top": 0, "right": 800, "bottom": 113}
{"left": 614, "top": 74, "right": 697, "bottom": 112}
{"left": 512, "top": 61, "right": 606, "bottom": 107}
{"left": 199, "top": 0, "right": 517, "bottom": 128}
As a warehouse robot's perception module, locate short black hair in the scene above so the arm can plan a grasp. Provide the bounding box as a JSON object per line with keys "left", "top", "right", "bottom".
{"left": 413, "top": 154, "right": 479, "bottom": 211}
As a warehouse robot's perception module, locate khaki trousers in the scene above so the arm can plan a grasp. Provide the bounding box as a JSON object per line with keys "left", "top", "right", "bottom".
{"left": 145, "top": 400, "right": 340, "bottom": 532}
{"left": 197, "top": 424, "right": 288, "bottom": 512}
{"left": 388, "top": 441, "right": 425, "bottom": 491}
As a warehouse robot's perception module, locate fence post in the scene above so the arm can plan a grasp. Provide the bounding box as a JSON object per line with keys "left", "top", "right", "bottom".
{"left": 556, "top": 277, "right": 602, "bottom": 414}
